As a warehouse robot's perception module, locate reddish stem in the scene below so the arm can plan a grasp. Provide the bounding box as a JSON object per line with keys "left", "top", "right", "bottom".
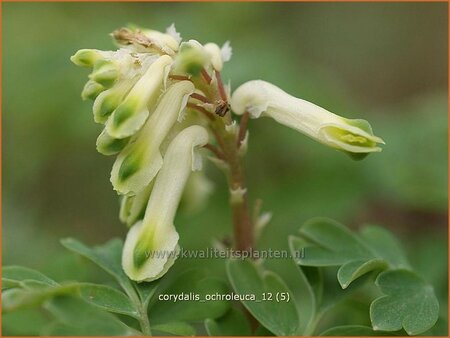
{"left": 191, "top": 92, "right": 211, "bottom": 104}
{"left": 237, "top": 111, "right": 250, "bottom": 147}
{"left": 200, "top": 68, "right": 213, "bottom": 85}
{"left": 169, "top": 74, "right": 192, "bottom": 81}
{"left": 215, "top": 70, "right": 228, "bottom": 102}
{"left": 204, "top": 143, "right": 226, "bottom": 161}
{"left": 186, "top": 102, "right": 215, "bottom": 121}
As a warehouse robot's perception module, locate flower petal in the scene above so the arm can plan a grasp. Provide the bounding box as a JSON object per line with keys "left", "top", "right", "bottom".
{"left": 110, "top": 80, "right": 195, "bottom": 195}
{"left": 106, "top": 55, "right": 173, "bottom": 139}
{"left": 122, "top": 125, "right": 209, "bottom": 281}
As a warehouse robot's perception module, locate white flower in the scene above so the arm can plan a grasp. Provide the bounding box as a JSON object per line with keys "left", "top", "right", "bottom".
{"left": 204, "top": 43, "right": 223, "bottom": 71}
{"left": 231, "top": 80, "right": 384, "bottom": 158}
{"left": 122, "top": 125, "right": 209, "bottom": 282}
{"left": 106, "top": 55, "right": 173, "bottom": 139}
{"left": 110, "top": 80, "right": 195, "bottom": 195}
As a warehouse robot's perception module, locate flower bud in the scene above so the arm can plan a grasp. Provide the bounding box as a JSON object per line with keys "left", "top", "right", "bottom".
{"left": 106, "top": 55, "right": 172, "bottom": 139}
{"left": 173, "top": 40, "right": 210, "bottom": 76}
{"left": 70, "top": 49, "right": 105, "bottom": 67}
{"left": 231, "top": 80, "right": 384, "bottom": 159}
{"left": 122, "top": 125, "right": 209, "bottom": 281}
{"left": 81, "top": 80, "right": 105, "bottom": 101}
{"left": 96, "top": 128, "right": 130, "bottom": 156}
{"left": 89, "top": 59, "right": 121, "bottom": 87}
{"left": 92, "top": 80, "right": 135, "bottom": 124}
{"left": 110, "top": 80, "right": 195, "bottom": 195}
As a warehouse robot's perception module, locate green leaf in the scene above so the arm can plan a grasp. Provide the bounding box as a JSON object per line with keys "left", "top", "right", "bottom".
{"left": 296, "top": 218, "right": 373, "bottom": 266}
{"left": 359, "top": 225, "right": 409, "bottom": 268}
{"left": 2, "top": 266, "right": 59, "bottom": 288}
{"left": 204, "top": 307, "right": 252, "bottom": 336}
{"left": 60, "top": 238, "right": 133, "bottom": 291}
{"left": 44, "top": 295, "right": 137, "bottom": 336}
{"left": 320, "top": 325, "right": 394, "bottom": 336}
{"left": 337, "top": 259, "right": 387, "bottom": 289}
{"left": 254, "top": 324, "right": 275, "bottom": 336}
{"left": 2, "top": 284, "right": 77, "bottom": 312}
{"left": 78, "top": 283, "right": 138, "bottom": 318}
{"left": 293, "top": 218, "right": 408, "bottom": 288}
{"left": 283, "top": 236, "right": 317, "bottom": 334}
{"left": 370, "top": 269, "right": 439, "bottom": 335}
{"left": 2, "top": 309, "right": 50, "bottom": 336}
{"left": 226, "top": 259, "right": 299, "bottom": 336}
{"left": 421, "top": 317, "right": 448, "bottom": 336}
{"left": 149, "top": 269, "right": 229, "bottom": 324}
{"left": 153, "top": 322, "right": 196, "bottom": 336}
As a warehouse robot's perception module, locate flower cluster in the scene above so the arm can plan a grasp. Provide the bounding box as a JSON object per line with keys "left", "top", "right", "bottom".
{"left": 71, "top": 24, "right": 384, "bottom": 282}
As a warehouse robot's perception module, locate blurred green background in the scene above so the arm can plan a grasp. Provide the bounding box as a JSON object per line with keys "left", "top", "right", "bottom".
{"left": 3, "top": 2, "right": 448, "bottom": 335}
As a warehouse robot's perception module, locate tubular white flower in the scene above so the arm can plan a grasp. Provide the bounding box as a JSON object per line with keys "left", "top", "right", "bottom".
{"left": 122, "top": 125, "right": 209, "bottom": 282}
{"left": 106, "top": 55, "right": 173, "bottom": 139}
{"left": 231, "top": 80, "right": 384, "bottom": 158}
{"left": 110, "top": 80, "right": 195, "bottom": 195}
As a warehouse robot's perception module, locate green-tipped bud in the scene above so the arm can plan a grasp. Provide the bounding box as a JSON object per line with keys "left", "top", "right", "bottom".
{"left": 71, "top": 49, "right": 104, "bottom": 67}
{"left": 122, "top": 125, "right": 209, "bottom": 282}
{"left": 81, "top": 80, "right": 105, "bottom": 101}
{"left": 96, "top": 128, "right": 130, "bottom": 156}
{"left": 231, "top": 80, "right": 384, "bottom": 158}
{"left": 89, "top": 60, "right": 120, "bottom": 87}
{"left": 173, "top": 40, "right": 210, "bottom": 76}
{"left": 106, "top": 55, "right": 173, "bottom": 139}
{"left": 110, "top": 80, "right": 195, "bottom": 195}
{"left": 92, "top": 80, "right": 134, "bottom": 124}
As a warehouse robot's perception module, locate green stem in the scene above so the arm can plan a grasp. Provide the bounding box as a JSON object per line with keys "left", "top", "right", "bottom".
{"left": 137, "top": 307, "right": 152, "bottom": 336}
{"left": 121, "top": 282, "right": 152, "bottom": 336}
